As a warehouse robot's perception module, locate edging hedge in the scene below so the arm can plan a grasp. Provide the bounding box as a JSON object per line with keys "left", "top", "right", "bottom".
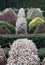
{"left": 0, "top": 34, "right": 45, "bottom": 48}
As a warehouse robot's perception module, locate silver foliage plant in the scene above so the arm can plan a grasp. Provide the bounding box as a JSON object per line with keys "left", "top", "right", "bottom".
{"left": 27, "top": 7, "right": 44, "bottom": 19}
{"left": 16, "top": 8, "right": 27, "bottom": 34}
{"left": 7, "top": 39, "right": 40, "bottom": 65}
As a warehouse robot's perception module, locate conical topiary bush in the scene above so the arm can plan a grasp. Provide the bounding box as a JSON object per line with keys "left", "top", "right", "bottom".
{"left": 16, "top": 8, "right": 27, "bottom": 34}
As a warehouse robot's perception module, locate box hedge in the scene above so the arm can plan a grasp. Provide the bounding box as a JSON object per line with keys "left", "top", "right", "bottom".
{"left": 0, "top": 34, "right": 45, "bottom": 49}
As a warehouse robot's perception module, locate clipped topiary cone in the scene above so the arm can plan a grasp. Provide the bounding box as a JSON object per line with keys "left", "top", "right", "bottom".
{"left": 42, "top": 58, "right": 45, "bottom": 65}
{"left": 34, "top": 22, "right": 45, "bottom": 34}
{"left": 0, "top": 46, "right": 6, "bottom": 65}
{"left": 16, "top": 8, "right": 27, "bottom": 34}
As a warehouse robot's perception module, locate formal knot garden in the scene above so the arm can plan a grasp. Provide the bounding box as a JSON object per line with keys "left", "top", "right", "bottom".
{"left": 0, "top": 7, "right": 45, "bottom": 65}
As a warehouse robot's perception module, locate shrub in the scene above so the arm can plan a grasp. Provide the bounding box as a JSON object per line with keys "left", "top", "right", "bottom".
{"left": 0, "top": 21, "right": 15, "bottom": 33}
{"left": 28, "top": 17, "right": 44, "bottom": 33}
{"left": 16, "top": 8, "right": 27, "bottom": 34}
{"left": 0, "top": 25, "right": 11, "bottom": 34}
{"left": 3, "top": 47, "right": 10, "bottom": 58}
{"left": 0, "top": 37, "right": 14, "bottom": 48}
{"left": 34, "top": 23, "right": 45, "bottom": 34}
{"left": 3, "top": 8, "right": 16, "bottom": 26}
{"left": 38, "top": 48, "right": 45, "bottom": 61}
{"left": 27, "top": 8, "right": 43, "bottom": 20}
{"left": 7, "top": 39, "right": 40, "bottom": 65}
{"left": 0, "top": 8, "right": 16, "bottom": 26}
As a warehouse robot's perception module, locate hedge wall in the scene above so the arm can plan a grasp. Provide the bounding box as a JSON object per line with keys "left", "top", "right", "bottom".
{"left": 0, "top": 34, "right": 45, "bottom": 49}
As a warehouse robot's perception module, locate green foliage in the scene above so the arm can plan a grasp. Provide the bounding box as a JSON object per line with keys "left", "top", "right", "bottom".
{"left": 38, "top": 48, "right": 45, "bottom": 61}
{"left": 0, "top": 0, "right": 45, "bottom": 11}
{"left": 0, "top": 37, "right": 14, "bottom": 47}
{"left": 28, "top": 17, "right": 44, "bottom": 33}
{"left": 28, "top": 22, "right": 45, "bottom": 33}
{"left": 28, "top": 22, "right": 38, "bottom": 33}
{"left": 28, "top": 34, "right": 45, "bottom": 49}
{"left": 3, "top": 47, "right": 10, "bottom": 58}
{"left": 0, "top": 21, "right": 15, "bottom": 33}
{"left": 0, "top": 0, "right": 5, "bottom": 10}
{"left": 0, "top": 34, "right": 45, "bottom": 48}
{"left": 28, "top": 21, "right": 45, "bottom": 33}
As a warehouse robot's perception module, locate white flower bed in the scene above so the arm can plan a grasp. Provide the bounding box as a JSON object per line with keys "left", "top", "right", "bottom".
{"left": 7, "top": 39, "right": 40, "bottom": 65}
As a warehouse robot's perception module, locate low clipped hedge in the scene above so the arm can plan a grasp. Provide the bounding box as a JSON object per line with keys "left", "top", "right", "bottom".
{"left": 0, "top": 21, "right": 15, "bottom": 33}
{"left": 0, "top": 34, "right": 45, "bottom": 48}
{"left": 0, "top": 37, "right": 14, "bottom": 47}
